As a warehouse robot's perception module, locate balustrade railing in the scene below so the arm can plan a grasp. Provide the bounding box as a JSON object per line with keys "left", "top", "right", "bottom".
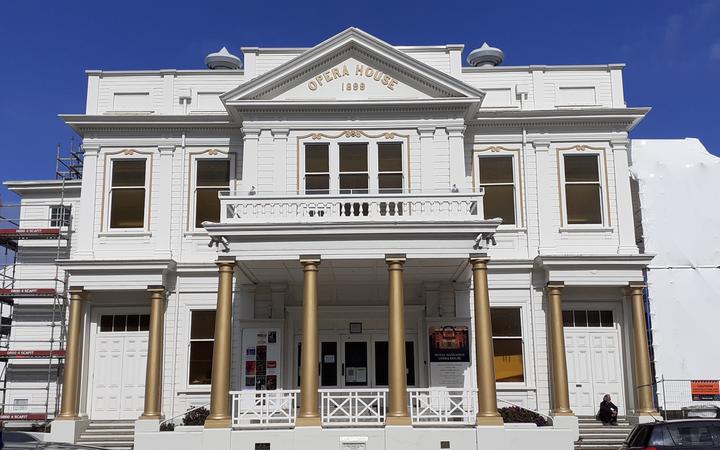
{"left": 408, "top": 388, "right": 477, "bottom": 426}
{"left": 320, "top": 389, "right": 388, "bottom": 426}
{"left": 231, "top": 390, "right": 299, "bottom": 428}
{"left": 220, "top": 191, "right": 484, "bottom": 224}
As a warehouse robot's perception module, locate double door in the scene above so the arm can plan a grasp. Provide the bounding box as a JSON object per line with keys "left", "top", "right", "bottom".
{"left": 298, "top": 335, "right": 416, "bottom": 388}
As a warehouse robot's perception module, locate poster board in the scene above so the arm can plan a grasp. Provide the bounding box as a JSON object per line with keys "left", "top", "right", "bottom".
{"left": 241, "top": 327, "right": 282, "bottom": 390}
{"left": 427, "top": 323, "right": 471, "bottom": 388}
{"left": 691, "top": 380, "right": 720, "bottom": 401}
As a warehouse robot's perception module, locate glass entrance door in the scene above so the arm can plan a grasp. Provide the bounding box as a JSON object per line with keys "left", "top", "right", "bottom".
{"left": 342, "top": 340, "right": 369, "bottom": 387}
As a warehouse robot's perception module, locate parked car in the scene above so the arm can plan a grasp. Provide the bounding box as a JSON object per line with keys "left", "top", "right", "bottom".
{"left": 622, "top": 419, "right": 720, "bottom": 449}
{"left": 2, "top": 432, "right": 104, "bottom": 449}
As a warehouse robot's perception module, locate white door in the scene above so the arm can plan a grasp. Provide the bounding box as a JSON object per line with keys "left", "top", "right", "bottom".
{"left": 564, "top": 309, "right": 625, "bottom": 416}
{"left": 91, "top": 314, "right": 149, "bottom": 420}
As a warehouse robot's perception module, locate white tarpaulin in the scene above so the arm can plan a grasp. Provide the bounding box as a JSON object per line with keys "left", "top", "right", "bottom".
{"left": 630, "top": 139, "right": 720, "bottom": 384}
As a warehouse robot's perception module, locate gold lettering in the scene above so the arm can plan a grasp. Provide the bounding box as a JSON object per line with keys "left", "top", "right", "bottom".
{"left": 356, "top": 64, "right": 364, "bottom": 75}
{"left": 308, "top": 81, "right": 318, "bottom": 91}
{"left": 315, "top": 75, "right": 324, "bottom": 86}
{"left": 381, "top": 75, "right": 391, "bottom": 85}
{"left": 331, "top": 68, "right": 341, "bottom": 79}
{"left": 323, "top": 71, "right": 332, "bottom": 82}
{"left": 373, "top": 70, "right": 383, "bottom": 81}
{"left": 342, "top": 65, "right": 349, "bottom": 76}
{"left": 387, "top": 79, "right": 398, "bottom": 90}
{"left": 364, "top": 67, "right": 374, "bottom": 77}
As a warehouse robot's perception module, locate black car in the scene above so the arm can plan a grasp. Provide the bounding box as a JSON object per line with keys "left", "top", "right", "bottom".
{"left": 2, "top": 431, "right": 104, "bottom": 449}
{"left": 622, "top": 419, "right": 720, "bottom": 449}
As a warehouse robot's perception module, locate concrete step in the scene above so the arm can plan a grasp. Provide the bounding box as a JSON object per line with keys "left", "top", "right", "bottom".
{"left": 81, "top": 428, "right": 134, "bottom": 436}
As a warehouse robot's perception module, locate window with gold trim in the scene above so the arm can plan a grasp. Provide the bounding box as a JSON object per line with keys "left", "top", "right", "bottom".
{"left": 194, "top": 159, "right": 230, "bottom": 228}
{"left": 563, "top": 154, "right": 603, "bottom": 225}
{"left": 109, "top": 160, "right": 147, "bottom": 229}
{"left": 478, "top": 155, "right": 516, "bottom": 225}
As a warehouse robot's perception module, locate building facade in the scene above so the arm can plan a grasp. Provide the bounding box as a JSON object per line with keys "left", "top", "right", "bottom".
{"left": 1, "top": 28, "right": 659, "bottom": 450}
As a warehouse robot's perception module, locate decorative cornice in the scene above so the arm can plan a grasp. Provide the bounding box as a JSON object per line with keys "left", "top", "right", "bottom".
{"left": 556, "top": 144, "right": 606, "bottom": 152}
{"left": 303, "top": 130, "right": 406, "bottom": 140}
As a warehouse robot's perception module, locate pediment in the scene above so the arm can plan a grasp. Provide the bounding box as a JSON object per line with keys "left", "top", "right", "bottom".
{"left": 222, "top": 28, "right": 484, "bottom": 107}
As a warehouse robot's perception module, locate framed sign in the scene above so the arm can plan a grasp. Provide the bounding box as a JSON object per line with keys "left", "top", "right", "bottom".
{"left": 691, "top": 380, "right": 720, "bottom": 401}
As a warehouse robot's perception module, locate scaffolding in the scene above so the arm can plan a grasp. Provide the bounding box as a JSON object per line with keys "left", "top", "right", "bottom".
{"left": 0, "top": 142, "right": 82, "bottom": 427}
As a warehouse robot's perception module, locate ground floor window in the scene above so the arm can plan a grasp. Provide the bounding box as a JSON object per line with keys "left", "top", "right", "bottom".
{"left": 491, "top": 307, "right": 524, "bottom": 382}
{"left": 99, "top": 314, "right": 150, "bottom": 332}
{"left": 562, "top": 309, "right": 614, "bottom": 327}
{"left": 189, "top": 310, "right": 215, "bottom": 385}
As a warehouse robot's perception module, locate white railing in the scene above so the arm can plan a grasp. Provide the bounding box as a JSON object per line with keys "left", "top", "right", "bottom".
{"left": 220, "top": 191, "right": 484, "bottom": 224}
{"left": 231, "top": 390, "right": 299, "bottom": 428}
{"left": 408, "top": 388, "right": 477, "bottom": 426}
{"left": 320, "top": 389, "right": 388, "bottom": 426}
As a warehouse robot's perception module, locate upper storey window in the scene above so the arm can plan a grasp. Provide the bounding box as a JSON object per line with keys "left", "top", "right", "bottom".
{"left": 109, "top": 160, "right": 147, "bottom": 229}
{"left": 302, "top": 140, "right": 405, "bottom": 195}
{"left": 194, "top": 159, "right": 230, "bottom": 228}
{"left": 563, "top": 154, "right": 603, "bottom": 225}
{"left": 478, "top": 156, "right": 516, "bottom": 225}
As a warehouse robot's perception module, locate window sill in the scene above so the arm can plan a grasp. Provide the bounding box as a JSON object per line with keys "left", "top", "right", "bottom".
{"left": 559, "top": 226, "right": 613, "bottom": 233}
{"left": 183, "top": 230, "right": 209, "bottom": 238}
{"left": 177, "top": 387, "right": 211, "bottom": 395}
{"left": 497, "top": 384, "right": 536, "bottom": 391}
{"left": 98, "top": 231, "right": 152, "bottom": 238}
{"left": 495, "top": 226, "right": 528, "bottom": 233}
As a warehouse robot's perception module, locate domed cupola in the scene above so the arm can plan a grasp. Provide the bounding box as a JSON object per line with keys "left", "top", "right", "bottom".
{"left": 467, "top": 42, "right": 504, "bottom": 67}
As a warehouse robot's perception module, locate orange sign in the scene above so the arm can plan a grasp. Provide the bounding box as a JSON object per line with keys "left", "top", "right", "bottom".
{"left": 691, "top": 380, "right": 720, "bottom": 401}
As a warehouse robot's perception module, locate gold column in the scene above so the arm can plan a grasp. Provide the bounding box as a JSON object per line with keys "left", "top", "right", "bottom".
{"left": 205, "top": 256, "right": 236, "bottom": 428}
{"left": 547, "top": 282, "right": 573, "bottom": 416}
{"left": 140, "top": 286, "right": 165, "bottom": 419}
{"left": 629, "top": 283, "right": 657, "bottom": 415}
{"left": 57, "top": 286, "right": 85, "bottom": 420}
{"left": 470, "top": 256, "right": 503, "bottom": 426}
{"left": 386, "top": 255, "right": 410, "bottom": 425}
{"left": 297, "top": 256, "right": 321, "bottom": 426}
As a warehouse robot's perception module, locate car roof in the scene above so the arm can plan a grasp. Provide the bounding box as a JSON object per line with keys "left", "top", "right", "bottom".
{"left": 639, "top": 419, "right": 720, "bottom": 427}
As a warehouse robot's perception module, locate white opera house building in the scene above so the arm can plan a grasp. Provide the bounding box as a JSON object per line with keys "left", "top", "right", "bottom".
{"left": 0, "top": 28, "right": 659, "bottom": 450}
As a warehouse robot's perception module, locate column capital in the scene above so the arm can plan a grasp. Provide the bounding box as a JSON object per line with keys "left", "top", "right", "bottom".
{"left": 532, "top": 140, "right": 551, "bottom": 151}
{"left": 68, "top": 286, "right": 85, "bottom": 295}
{"left": 610, "top": 139, "right": 630, "bottom": 151}
{"left": 446, "top": 125, "right": 466, "bottom": 137}
{"left": 469, "top": 253, "right": 490, "bottom": 266}
{"left": 385, "top": 254, "right": 406, "bottom": 265}
{"left": 299, "top": 254, "right": 321, "bottom": 266}
{"left": 417, "top": 126, "right": 436, "bottom": 138}
{"left": 627, "top": 282, "right": 647, "bottom": 291}
{"left": 146, "top": 285, "right": 166, "bottom": 294}
{"left": 546, "top": 281, "right": 565, "bottom": 290}
{"left": 81, "top": 144, "right": 100, "bottom": 157}
{"left": 215, "top": 256, "right": 236, "bottom": 270}
{"left": 272, "top": 128, "right": 290, "bottom": 139}
{"left": 157, "top": 145, "right": 175, "bottom": 154}
{"left": 242, "top": 128, "right": 261, "bottom": 139}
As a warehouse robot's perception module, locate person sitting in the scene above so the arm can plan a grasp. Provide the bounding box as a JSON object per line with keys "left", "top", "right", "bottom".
{"left": 597, "top": 394, "right": 619, "bottom": 425}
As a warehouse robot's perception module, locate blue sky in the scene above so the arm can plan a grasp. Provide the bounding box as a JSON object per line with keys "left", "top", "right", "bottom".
{"left": 1, "top": 0, "right": 718, "bottom": 203}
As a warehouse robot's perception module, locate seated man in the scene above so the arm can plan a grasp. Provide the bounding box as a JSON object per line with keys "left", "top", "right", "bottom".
{"left": 597, "top": 394, "right": 619, "bottom": 426}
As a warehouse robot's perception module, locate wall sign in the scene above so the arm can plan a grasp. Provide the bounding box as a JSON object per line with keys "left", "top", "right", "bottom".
{"left": 307, "top": 63, "right": 399, "bottom": 92}
{"left": 428, "top": 325, "right": 471, "bottom": 388}
{"left": 691, "top": 380, "right": 720, "bottom": 401}
{"left": 242, "top": 327, "right": 281, "bottom": 390}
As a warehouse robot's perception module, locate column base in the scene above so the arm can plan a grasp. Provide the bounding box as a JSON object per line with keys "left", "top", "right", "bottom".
{"left": 50, "top": 417, "right": 89, "bottom": 443}
{"left": 203, "top": 418, "right": 232, "bottom": 429}
{"left": 202, "top": 426, "right": 231, "bottom": 450}
{"left": 386, "top": 415, "right": 412, "bottom": 426}
{"left": 476, "top": 415, "right": 504, "bottom": 426}
{"left": 135, "top": 417, "right": 162, "bottom": 433}
{"left": 550, "top": 414, "right": 579, "bottom": 441}
{"left": 296, "top": 416, "right": 321, "bottom": 426}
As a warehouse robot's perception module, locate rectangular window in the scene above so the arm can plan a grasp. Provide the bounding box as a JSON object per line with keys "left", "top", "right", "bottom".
{"left": 50, "top": 205, "right": 72, "bottom": 227}
{"left": 109, "top": 160, "right": 146, "bottom": 229}
{"left": 374, "top": 340, "right": 415, "bottom": 386}
{"left": 189, "top": 310, "right": 215, "bottom": 385}
{"left": 478, "top": 156, "right": 516, "bottom": 225}
{"left": 195, "top": 159, "right": 230, "bottom": 228}
{"left": 339, "top": 143, "right": 368, "bottom": 194}
{"left": 563, "top": 154, "right": 602, "bottom": 225}
{"left": 491, "top": 307, "right": 524, "bottom": 382}
{"left": 304, "top": 143, "right": 330, "bottom": 194}
{"left": 378, "top": 142, "right": 403, "bottom": 193}
{"left": 99, "top": 314, "right": 150, "bottom": 332}
{"left": 562, "top": 309, "right": 614, "bottom": 328}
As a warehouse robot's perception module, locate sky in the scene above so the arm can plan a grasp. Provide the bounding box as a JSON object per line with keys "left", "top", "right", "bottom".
{"left": 0, "top": 0, "right": 718, "bottom": 203}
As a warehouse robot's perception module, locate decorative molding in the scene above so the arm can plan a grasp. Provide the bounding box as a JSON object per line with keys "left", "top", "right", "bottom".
{"left": 556, "top": 144, "right": 606, "bottom": 152}
{"left": 301, "top": 130, "right": 406, "bottom": 141}
{"left": 476, "top": 145, "right": 518, "bottom": 153}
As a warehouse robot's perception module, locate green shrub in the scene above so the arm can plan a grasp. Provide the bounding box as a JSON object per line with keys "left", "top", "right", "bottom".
{"left": 182, "top": 406, "right": 210, "bottom": 426}
{"left": 498, "top": 406, "right": 549, "bottom": 426}
{"left": 159, "top": 421, "right": 175, "bottom": 432}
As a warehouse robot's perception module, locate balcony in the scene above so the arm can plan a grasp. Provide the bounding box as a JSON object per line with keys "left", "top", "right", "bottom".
{"left": 219, "top": 191, "right": 485, "bottom": 225}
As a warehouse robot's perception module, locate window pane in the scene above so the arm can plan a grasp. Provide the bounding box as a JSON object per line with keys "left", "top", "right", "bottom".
{"left": 189, "top": 341, "right": 214, "bottom": 385}
{"left": 305, "top": 144, "right": 329, "bottom": 172}
{"left": 494, "top": 339, "right": 524, "bottom": 382}
{"left": 321, "top": 342, "right": 337, "bottom": 387}
{"left": 100, "top": 315, "right": 113, "bottom": 332}
{"left": 600, "top": 310, "right": 614, "bottom": 327}
{"left": 139, "top": 314, "right": 150, "bottom": 331}
{"left": 405, "top": 341, "right": 415, "bottom": 386}
{"left": 113, "top": 315, "right": 127, "bottom": 332}
{"left": 587, "top": 310, "right": 601, "bottom": 327}
{"left": 112, "top": 160, "right": 146, "bottom": 187}
{"left": 195, "top": 188, "right": 221, "bottom": 228}
{"left": 483, "top": 185, "right": 516, "bottom": 225}
{"left": 374, "top": 341, "right": 415, "bottom": 386}
{"left": 491, "top": 308, "right": 521, "bottom": 337}
{"left": 564, "top": 155, "right": 599, "bottom": 182}
{"left": 566, "top": 184, "right": 602, "bottom": 224}
{"left": 573, "top": 310, "right": 588, "bottom": 327}
{"left": 126, "top": 314, "right": 140, "bottom": 332}
{"left": 339, "top": 174, "right": 368, "bottom": 193}
{"left": 191, "top": 311, "right": 216, "bottom": 339}
{"left": 339, "top": 143, "right": 368, "bottom": 172}
{"left": 479, "top": 156, "right": 514, "bottom": 184}
{"left": 197, "top": 160, "right": 230, "bottom": 187}
{"left": 110, "top": 188, "right": 145, "bottom": 228}
{"left": 378, "top": 143, "right": 402, "bottom": 172}
{"left": 379, "top": 174, "right": 403, "bottom": 193}
{"left": 563, "top": 310, "right": 574, "bottom": 327}
{"left": 305, "top": 174, "right": 329, "bottom": 194}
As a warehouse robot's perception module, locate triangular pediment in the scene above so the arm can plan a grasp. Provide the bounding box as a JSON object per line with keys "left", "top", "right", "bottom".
{"left": 221, "top": 28, "right": 485, "bottom": 108}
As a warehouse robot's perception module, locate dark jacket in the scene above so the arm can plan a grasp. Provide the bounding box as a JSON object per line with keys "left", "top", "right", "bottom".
{"left": 598, "top": 400, "right": 618, "bottom": 423}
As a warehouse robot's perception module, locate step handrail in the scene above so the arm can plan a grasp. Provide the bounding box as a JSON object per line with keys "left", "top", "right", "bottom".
{"left": 159, "top": 403, "right": 210, "bottom": 428}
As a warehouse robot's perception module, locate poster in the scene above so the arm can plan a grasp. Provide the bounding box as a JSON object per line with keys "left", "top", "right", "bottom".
{"left": 428, "top": 324, "right": 471, "bottom": 388}
{"left": 691, "top": 380, "right": 720, "bottom": 401}
{"left": 241, "top": 327, "right": 281, "bottom": 391}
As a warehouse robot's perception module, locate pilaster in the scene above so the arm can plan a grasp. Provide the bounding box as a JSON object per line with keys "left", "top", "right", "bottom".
{"left": 272, "top": 129, "right": 289, "bottom": 194}
{"left": 611, "top": 140, "right": 638, "bottom": 254}
{"left": 241, "top": 128, "right": 260, "bottom": 195}
{"left": 447, "top": 125, "right": 467, "bottom": 191}
{"left": 533, "top": 140, "right": 555, "bottom": 254}
{"left": 75, "top": 145, "right": 99, "bottom": 259}
{"left": 418, "top": 126, "right": 436, "bottom": 193}
{"left": 154, "top": 145, "right": 175, "bottom": 258}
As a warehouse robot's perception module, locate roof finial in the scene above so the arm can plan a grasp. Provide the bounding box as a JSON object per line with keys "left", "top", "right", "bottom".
{"left": 467, "top": 42, "right": 504, "bottom": 67}
{"left": 205, "top": 47, "right": 242, "bottom": 70}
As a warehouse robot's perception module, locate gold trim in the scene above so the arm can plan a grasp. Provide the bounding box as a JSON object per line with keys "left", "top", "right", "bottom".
{"left": 386, "top": 256, "right": 410, "bottom": 421}
{"left": 140, "top": 287, "right": 166, "bottom": 419}
{"left": 628, "top": 284, "right": 657, "bottom": 414}
{"left": 298, "top": 258, "right": 321, "bottom": 424}
{"left": 184, "top": 148, "right": 233, "bottom": 232}
{"left": 472, "top": 146, "right": 525, "bottom": 226}
{"left": 101, "top": 149, "right": 155, "bottom": 232}
{"left": 57, "top": 289, "right": 85, "bottom": 420}
{"left": 556, "top": 145, "right": 612, "bottom": 227}
{"left": 546, "top": 282, "right": 574, "bottom": 416}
